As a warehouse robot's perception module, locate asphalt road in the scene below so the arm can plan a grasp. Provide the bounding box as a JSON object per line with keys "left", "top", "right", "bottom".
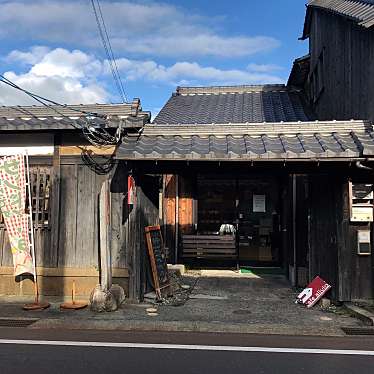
{"left": 0, "top": 328, "right": 374, "bottom": 374}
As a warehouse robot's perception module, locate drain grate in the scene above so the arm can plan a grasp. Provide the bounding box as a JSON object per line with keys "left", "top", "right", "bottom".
{"left": 0, "top": 318, "right": 38, "bottom": 328}
{"left": 342, "top": 327, "right": 374, "bottom": 335}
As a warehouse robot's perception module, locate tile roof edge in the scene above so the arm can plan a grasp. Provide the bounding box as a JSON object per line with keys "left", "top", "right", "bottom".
{"left": 175, "top": 84, "right": 289, "bottom": 95}
{"left": 139, "top": 120, "right": 373, "bottom": 137}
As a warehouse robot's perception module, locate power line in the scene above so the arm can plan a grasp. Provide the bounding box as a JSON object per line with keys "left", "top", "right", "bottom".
{"left": 0, "top": 74, "right": 105, "bottom": 119}
{"left": 0, "top": 75, "right": 119, "bottom": 174}
{"left": 0, "top": 75, "right": 120, "bottom": 146}
{"left": 90, "top": 0, "right": 128, "bottom": 103}
{"left": 96, "top": 0, "right": 128, "bottom": 103}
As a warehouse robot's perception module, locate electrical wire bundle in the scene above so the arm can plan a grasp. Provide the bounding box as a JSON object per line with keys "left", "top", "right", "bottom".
{"left": 81, "top": 149, "right": 116, "bottom": 175}
{"left": 0, "top": 0, "right": 130, "bottom": 175}
{"left": 0, "top": 74, "right": 120, "bottom": 174}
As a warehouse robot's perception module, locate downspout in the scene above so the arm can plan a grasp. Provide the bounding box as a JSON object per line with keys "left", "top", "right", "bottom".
{"left": 355, "top": 161, "right": 373, "bottom": 171}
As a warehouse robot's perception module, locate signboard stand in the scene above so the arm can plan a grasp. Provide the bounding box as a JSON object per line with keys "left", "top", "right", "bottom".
{"left": 23, "top": 152, "right": 50, "bottom": 311}
{"left": 145, "top": 225, "right": 170, "bottom": 300}
{"left": 296, "top": 276, "right": 331, "bottom": 308}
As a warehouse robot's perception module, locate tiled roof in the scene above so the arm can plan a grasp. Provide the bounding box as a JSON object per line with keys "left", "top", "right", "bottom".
{"left": 153, "top": 85, "right": 312, "bottom": 125}
{"left": 302, "top": 0, "right": 374, "bottom": 39}
{"left": 0, "top": 101, "right": 150, "bottom": 131}
{"left": 117, "top": 120, "right": 374, "bottom": 160}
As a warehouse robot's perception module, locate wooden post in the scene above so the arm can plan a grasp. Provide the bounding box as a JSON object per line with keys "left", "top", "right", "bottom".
{"left": 292, "top": 174, "right": 297, "bottom": 287}
{"left": 175, "top": 175, "right": 179, "bottom": 264}
{"left": 25, "top": 153, "right": 38, "bottom": 300}
{"left": 99, "top": 180, "right": 112, "bottom": 291}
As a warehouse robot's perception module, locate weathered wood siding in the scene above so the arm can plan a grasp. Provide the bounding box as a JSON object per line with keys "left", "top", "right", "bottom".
{"left": 0, "top": 157, "right": 129, "bottom": 270}
{"left": 178, "top": 175, "right": 194, "bottom": 235}
{"left": 163, "top": 174, "right": 176, "bottom": 261}
{"left": 163, "top": 174, "right": 195, "bottom": 263}
{"left": 337, "top": 180, "right": 373, "bottom": 301}
{"left": 0, "top": 164, "right": 55, "bottom": 267}
{"left": 309, "top": 174, "right": 339, "bottom": 300}
{"left": 309, "top": 10, "right": 374, "bottom": 121}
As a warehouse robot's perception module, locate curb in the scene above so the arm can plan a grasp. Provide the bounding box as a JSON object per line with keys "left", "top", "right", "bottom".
{"left": 29, "top": 318, "right": 346, "bottom": 337}
{"left": 344, "top": 302, "right": 374, "bottom": 326}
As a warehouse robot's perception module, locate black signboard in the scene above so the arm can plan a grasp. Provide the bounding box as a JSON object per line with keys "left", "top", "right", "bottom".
{"left": 145, "top": 225, "right": 170, "bottom": 299}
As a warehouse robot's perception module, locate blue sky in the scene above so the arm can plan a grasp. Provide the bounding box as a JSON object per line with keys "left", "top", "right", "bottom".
{"left": 0, "top": 0, "right": 308, "bottom": 116}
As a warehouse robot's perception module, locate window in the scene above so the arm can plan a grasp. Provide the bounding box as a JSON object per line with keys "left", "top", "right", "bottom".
{"left": 28, "top": 166, "right": 52, "bottom": 229}
{"left": 308, "top": 49, "right": 325, "bottom": 105}
{"left": 0, "top": 166, "right": 52, "bottom": 229}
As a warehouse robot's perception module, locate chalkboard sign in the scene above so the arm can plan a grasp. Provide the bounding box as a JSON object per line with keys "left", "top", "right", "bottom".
{"left": 145, "top": 225, "right": 170, "bottom": 299}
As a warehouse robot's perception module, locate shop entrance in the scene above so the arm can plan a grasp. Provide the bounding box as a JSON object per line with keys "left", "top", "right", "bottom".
{"left": 196, "top": 175, "right": 282, "bottom": 267}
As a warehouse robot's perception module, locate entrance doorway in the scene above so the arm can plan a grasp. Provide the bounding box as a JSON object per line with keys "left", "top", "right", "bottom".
{"left": 196, "top": 175, "right": 281, "bottom": 267}
{"left": 237, "top": 177, "right": 281, "bottom": 266}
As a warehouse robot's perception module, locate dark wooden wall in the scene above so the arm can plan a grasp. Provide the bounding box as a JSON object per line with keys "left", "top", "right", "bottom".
{"left": 337, "top": 180, "right": 373, "bottom": 301}
{"left": 126, "top": 173, "right": 160, "bottom": 300}
{"left": 309, "top": 174, "right": 340, "bottom": 300}
{"left": 309, "top": 10, "right": 374, "bottom": 121}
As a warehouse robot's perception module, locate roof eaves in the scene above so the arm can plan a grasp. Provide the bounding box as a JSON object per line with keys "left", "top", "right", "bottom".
{"left": 175, "top": 84, "right": 287, "bottom": 95}
{"left": 287, "top": 54, "right": 311, "bottom": 88}
{"left": 302, "top": 0, "right": 374, "bottom": 39}
{"left": 300, "top": 4, "right": 312, "bottom": 40}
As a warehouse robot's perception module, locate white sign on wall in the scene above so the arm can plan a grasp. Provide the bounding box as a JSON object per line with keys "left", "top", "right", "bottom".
{"left": 0, "top": 147, "right": 54, "bottom": 156}
{"left": 253, "top": 194, "right": 266, "bottom": 213}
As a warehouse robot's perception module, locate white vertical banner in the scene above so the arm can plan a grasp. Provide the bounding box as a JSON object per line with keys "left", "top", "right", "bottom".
{"left": 0, "top": 154, "right": 35, "bottom": 276}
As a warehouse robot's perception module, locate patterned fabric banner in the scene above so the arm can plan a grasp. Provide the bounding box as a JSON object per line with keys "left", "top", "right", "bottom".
{"left": 0, "top": 155, "right": 34, "bottom": 276}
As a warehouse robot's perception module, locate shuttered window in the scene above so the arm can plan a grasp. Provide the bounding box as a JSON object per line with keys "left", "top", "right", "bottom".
{"left": 309, "top": 49, "right": 325, "bottom": 105}
{"left": 0, "top": 166, "right": 52, "bottom": 229}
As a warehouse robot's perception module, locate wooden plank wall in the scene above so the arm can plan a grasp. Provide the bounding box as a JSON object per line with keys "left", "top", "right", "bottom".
{"left": 163, "top": 175, "right": 176, "bottom": 261}
{"left": 58, "top": 162, "right": 105, "bottom": 268}
{"left": 0, "top": 157, "right": 130, "bottom": 271}
{"left": 337, "top": 180, "right": 373, "bottom": 301}
{"left": 163, "top": 174, "right": 195, "bottom": 263}
{"left": 310, "top": 11, "right": 374, "bottom": 121}
{"left": 309, "top": 174, "right": 339, "bottom": 300}
{"left": 132, "top": 174, "right": 160, "bottom": 300}
{"left": 178, "top": 175, "right": 194, "bottom": 235}
{"left": 0, "top": 164, "right": 55, "bottom": 268}
{"left": 295, "top": 176, "right": 309, "bottom": 286}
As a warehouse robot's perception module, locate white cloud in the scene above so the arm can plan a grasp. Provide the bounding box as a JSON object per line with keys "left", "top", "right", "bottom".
{"left": 0, "top": 1, "right": 280, "bottom": 58}
{"left": 247, "top": 63, "right": 283, "bottom": 73}
{"left": 29, "top": 48, "right": 102, "bottom": 79}
{"left": 0, "top": 46, "right": 285, "bottom": 106}
{"left": 114, "top": 58, "right": 284, "bottom": 86}
{"left": 0, "top": 48, "right": 108, "bottom": 105}
{"left": 6, "top": 46, "right": 50, "bottom": 65}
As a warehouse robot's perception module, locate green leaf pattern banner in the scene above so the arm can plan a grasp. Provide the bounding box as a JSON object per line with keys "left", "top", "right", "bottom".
{"left": 0, "top": 155, "right": 34, "bottom": 277}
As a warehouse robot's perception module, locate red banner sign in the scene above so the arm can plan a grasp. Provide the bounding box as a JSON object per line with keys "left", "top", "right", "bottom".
{"left": 127, "top": 175, "right": 136, "bottom": 205}
{"left": 297, "top": 276, "right": 331, "bottom": 308}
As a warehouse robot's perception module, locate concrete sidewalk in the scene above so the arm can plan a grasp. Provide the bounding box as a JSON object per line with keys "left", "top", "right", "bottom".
{"left": 0, "top": 272, "right": 363, "bottom": 336}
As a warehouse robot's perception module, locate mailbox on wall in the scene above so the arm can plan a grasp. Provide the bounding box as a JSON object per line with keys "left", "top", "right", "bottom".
{"left": 357, "top": 230, "right": 371, "bottom": 255}
{"left": 350, "top": 183, "right": 373, "bottom": 222}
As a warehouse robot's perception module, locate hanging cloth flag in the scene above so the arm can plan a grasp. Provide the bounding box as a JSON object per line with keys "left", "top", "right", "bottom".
{"left": 0, "top": 154, "right": 34, "bottom": 276}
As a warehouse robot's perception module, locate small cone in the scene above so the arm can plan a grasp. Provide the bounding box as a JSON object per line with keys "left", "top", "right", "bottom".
{"left": 23, "top": 281, "right": 50, "bottom": 311}
{"left": 60, "top": 280, "right": 88, "bottom": 310}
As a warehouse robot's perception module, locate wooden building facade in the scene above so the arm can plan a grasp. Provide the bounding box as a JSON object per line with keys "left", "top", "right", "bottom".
{"left": 2, "top": 2, "right": 374, "bottom": 304}
{"left": 291, "top": 0, "right": 374, "bottom": 122}
{"left": 0, "top": 102, "right": 150, "bottom": 300}
{"left": 117, "top": 85, "right": 374, "bottom": 302}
